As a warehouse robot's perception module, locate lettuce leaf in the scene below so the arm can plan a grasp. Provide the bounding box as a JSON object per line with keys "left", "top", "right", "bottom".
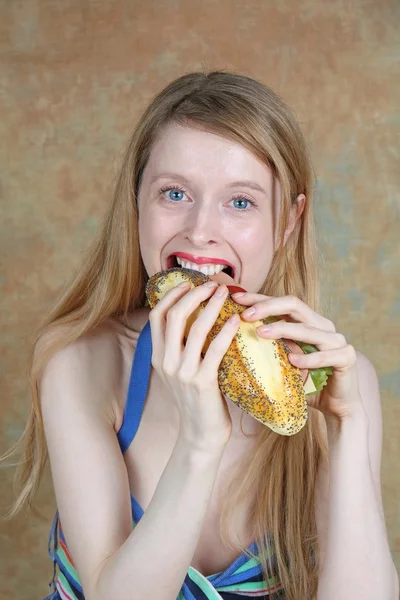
{"left": 294, "top": 341, "right": 333, "bottom": 394}
{"left": 261, "top": 317, "right": 333, "bottom": 394}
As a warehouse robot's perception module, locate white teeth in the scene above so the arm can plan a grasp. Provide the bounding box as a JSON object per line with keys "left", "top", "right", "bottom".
{"left": 175, "top": 256, "right": 227, "bottom": 276}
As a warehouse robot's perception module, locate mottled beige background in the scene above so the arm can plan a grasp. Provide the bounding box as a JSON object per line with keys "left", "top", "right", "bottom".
{"left": 1, "top": 1, "right": 399, "bottom": 598}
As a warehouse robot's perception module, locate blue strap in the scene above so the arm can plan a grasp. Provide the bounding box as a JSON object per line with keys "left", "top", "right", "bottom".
{"left": 117, "top": 320, "right": 152, "bottom": 454}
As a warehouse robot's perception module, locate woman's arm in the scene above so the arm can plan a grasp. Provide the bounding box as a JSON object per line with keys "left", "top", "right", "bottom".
{"left": 95, "top": 436, "right": 224, "bottom": 600}
{"left": 317, "top": 352, "right": 399, "bottom": 600}
{"left": 41, "top": 332, "right": 225, "bottom": 600}
{"left": 230, "top": 291, "right": 399, "bottom": 598}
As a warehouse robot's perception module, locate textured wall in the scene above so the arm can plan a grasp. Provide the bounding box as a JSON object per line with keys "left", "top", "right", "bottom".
{"left": 1, "top": 1, "right": 399, "bottom": 598}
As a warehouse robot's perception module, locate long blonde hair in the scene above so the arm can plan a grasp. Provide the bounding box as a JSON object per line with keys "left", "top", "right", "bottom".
{"left": 2, "top": 69, "right": 329, "bottom": 600}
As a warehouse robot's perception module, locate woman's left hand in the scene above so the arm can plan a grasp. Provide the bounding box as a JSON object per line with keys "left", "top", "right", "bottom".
{"left": 231, "top": 291, "right": 363, "bottom": 422}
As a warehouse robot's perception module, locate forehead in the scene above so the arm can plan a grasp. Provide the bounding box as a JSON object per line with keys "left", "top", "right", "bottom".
{"left": 142, "top": 123, "right": 275, "bottom": 191}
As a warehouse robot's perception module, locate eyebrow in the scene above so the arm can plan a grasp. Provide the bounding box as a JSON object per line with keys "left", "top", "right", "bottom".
{"left": 149, "top": 172, "right": 269, "bottom": 197}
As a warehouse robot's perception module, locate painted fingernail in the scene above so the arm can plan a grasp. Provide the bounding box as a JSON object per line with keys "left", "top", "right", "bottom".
{"left": 242, "top": 307, "right": 256, "bottom": 318}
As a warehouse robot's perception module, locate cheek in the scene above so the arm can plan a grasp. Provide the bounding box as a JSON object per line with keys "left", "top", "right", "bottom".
{"left": 239, "top": 225, "right": 275, "bottom": 283}
{"left": 139, "top": 205, "right": 164, "bottom": 235}
{"left": 239, "top": 223, "right": 274, "bottom": 254}
{"left": 139, "top": 208, "right": 177, "bottom": 257}
{"left": 138, "top": 209, "right": 161, "bottom": 259}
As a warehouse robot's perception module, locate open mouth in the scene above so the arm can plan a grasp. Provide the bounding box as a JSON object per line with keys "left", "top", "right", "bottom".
{"left": 167, "top": 255, "right": 235, "bottom": 279}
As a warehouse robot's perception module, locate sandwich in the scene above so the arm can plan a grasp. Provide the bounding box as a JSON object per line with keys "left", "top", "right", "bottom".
{"left": 145, "top": 267, "right": 332, "bottom": 436}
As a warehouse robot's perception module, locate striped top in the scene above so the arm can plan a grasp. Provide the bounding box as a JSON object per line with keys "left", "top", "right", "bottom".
{"left": 44, "top": 320, "right": 285, "bottom": 600}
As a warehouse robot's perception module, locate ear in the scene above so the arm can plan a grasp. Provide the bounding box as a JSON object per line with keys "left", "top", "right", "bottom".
{"left": 283, "top": 194, "right": 306, "bottom": 246}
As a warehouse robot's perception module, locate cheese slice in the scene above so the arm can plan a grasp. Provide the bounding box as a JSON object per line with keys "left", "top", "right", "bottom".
{"left": 304, "top": 372, "right": 317, "bottom": 394}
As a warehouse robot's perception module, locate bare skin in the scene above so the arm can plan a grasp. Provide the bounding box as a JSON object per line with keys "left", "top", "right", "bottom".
{"left": 41, "top": 123, "right": 308, "bottom": 596}
{"left": 41, "top": 121, "right": 398, "bottom": 598}
{"left": 111, "top": 305, "right": 263, "bottom": 576}
{"left": 101, "top": 121, "right": 305, "bottom": 575}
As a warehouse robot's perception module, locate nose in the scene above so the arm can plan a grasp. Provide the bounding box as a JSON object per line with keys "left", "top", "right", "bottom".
{"left": 182, "top": 200, "right": 223, "bottom": 247}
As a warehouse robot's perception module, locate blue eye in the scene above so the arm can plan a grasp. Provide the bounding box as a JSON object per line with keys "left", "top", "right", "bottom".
{"left": 232, "top": 198, "right": 251, "bottom": 210}
{"left": 158, "top": 185, "right": 258, "bottom": 211}
{"left": 165, "top": 189, "right": 185, "bottom": 202}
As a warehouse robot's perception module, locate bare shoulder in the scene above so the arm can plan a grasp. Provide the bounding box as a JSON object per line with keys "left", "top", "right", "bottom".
{"left": 38, "top": 311, "right": 146, "bottom": 431}
{"left": 354, "top": 349, "right": 383, "bottom": 485}
{"left": 354, "top": 349, "right": 380, "bottom": 405}
{"left": 37, "top": 310, "right": 148, "bottom": 595}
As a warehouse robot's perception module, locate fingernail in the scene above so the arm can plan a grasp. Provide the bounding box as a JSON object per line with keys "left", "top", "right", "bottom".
{"left": 232, "top": 292, "right": 245, "bottom": 297}
{"left": 257, "top": 324, "right": 271, "bottom": 333}
{"left": 242, "top": 307, "right": 256, "bottom": 318}
{"left": 228, "top": 314, "right": 240, "bottom": 325}
{"left": 177, "top": 281, "right": 190, "bottom": 288}
{"left": 206, "top": 280, "right": 218, "bottom": 287}
{"left": 214, "top": 285, "right": 227, "bottom": 297}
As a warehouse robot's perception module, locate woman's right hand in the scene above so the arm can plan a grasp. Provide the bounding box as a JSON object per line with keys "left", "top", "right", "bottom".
{"left": 148, "top": 280, "right": 241, "bottom": 452}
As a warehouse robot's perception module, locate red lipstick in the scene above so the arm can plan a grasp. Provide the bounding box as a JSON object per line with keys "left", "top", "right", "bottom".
{"left": 172, "top": 252, "right": 234, "bottom": 268}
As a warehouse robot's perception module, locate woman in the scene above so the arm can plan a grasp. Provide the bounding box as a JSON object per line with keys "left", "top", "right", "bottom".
{"left": 3, "top": 70, "right": 398, "bottom": 600}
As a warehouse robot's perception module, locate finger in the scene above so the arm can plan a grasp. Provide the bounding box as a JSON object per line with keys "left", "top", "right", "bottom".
{"left": 162, "top": 281, "right": 219, "bottom": 373}
{"left": 231, "top": 292, "right": 271, "bottom": 304}
{"left": 198, "top": 313, "right": 241, "bottom": 381}
{"left": 149, "top": 281, "right": 193, "bottom": 369}
{"left": 179, "top": 284, "right": 231, "bottom": 377}
{"left": 256, "top": 320, "right": 347, "bottom": 351}
{"left": 234, "top": 293, "right": 335, "bottom": 332}
{"left": 288, "top": 344, "right": 357, "bottom": 371}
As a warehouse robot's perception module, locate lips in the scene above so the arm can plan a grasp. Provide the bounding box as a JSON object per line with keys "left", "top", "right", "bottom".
{"left": 166, "top": 252, "right": 237, "bottom": 279}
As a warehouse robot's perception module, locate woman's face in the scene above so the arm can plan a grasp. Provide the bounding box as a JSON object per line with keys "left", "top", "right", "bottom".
{"left": 137, "top": 123, "right": 300, "bottom": 293}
